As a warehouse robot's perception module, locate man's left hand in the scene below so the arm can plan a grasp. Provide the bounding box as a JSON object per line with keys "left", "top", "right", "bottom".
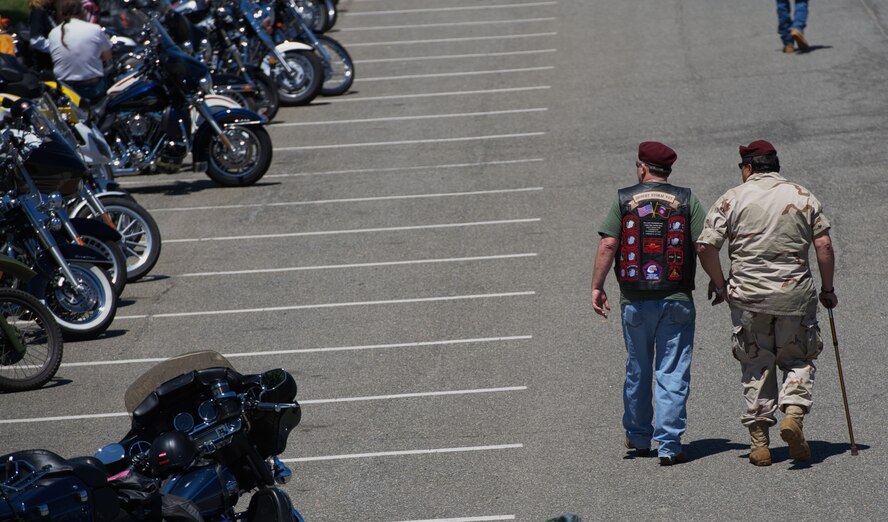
{"left": 708, "top": 280, "right": 725, "bottom": 306}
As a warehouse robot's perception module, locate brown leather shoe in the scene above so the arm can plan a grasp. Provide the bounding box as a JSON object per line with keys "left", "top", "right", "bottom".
{"left": 783, "top": 44, "right": 795, "bottom": 54}
{"left": 749, "top": 446, "right": 772, "bottom": 466}
{"left": 623, "top": 435, "right": 652, "bottom": 457}
{"left": 790, "top": 29, "right": 809, "bottom": 50}
{"left": 658, "top": 453, "right": 689, "bottom": 466}
{"left": 779, "top": 416, "right": 811, "bottom": 461}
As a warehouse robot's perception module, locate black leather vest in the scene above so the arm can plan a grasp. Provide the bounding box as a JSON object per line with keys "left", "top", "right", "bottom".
{"left": 614, "top": 183, "right": 695, "bottom": 292}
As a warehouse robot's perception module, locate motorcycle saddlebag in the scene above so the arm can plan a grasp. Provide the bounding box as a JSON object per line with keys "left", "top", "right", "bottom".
{"left": 0, "top": 450, "right": 119, "bottom": 521}
{"left": 245, "top": 488, "right": 295, "bottom": 522}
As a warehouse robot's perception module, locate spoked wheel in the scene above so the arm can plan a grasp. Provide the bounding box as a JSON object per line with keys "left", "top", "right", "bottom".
{"left": 246, "top": 67, "right": 280, "bottom": 121}
{"left": 206, "top": 125, "right": 273, "bottom": 186}
{"left": 39, "top": 263, "right": 116, "bottom": 342}
{"left": 316, "top": 35, "right": 354, "bottom": 96}
{"left": 267, "top": 50, "right": 323, "bottom": 106}
{"left": 0, "top": 288, "right": 63, "bottom": 392}
{"left": 77, "top": 196, "right": 162, "bottom": 283}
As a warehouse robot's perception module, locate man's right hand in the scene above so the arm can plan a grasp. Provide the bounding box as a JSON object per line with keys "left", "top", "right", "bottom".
{"left": 592, "top": 288, "right": 610, "bottom": 318}
{"left": 819, "top": 290, "right": 838, "bottom": 309}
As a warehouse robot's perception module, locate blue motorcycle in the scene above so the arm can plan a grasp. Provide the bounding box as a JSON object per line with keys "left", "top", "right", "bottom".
{"left": 1, "top": 351, "right": 305, "bottom": 521}
{"left": 98, "top": 16, "right": 273, "bottom": 187}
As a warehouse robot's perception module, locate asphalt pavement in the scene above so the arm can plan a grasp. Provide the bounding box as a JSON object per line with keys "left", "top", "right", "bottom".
{"left": 3, "top": 0, "right": 888, "bottom": 520}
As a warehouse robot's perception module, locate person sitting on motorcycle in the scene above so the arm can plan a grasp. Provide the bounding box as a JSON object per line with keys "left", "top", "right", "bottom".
{"left": 47, "top": 0, "right": 111, "bottom": 103}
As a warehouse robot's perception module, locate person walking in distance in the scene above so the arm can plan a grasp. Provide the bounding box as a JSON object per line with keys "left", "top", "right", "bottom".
{"left": 696, "top": 140, "right": 837, "bottom": 466}
{"left": 591, "top": 142, "right": 706, "bottom": 466}
{"left": 777, "top": 0, "right": 810, "bottom": 53}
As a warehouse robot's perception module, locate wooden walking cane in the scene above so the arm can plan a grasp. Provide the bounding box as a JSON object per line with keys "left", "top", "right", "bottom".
{"left": 827, "top": 308, "right": 858, "bottom": 455}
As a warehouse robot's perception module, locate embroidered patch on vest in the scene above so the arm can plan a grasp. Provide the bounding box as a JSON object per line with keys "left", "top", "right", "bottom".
{"left": 654, "top": 203, "right": 672, "bottom": 219}
{"left": 642, "top": 261, "right": 662, "bottom": 281}
{"left": 620, "top": 263, "right": 639, "bottom": 280}
{"left": 642, "top": 237, "right": 664, "bottom": 254}
{"left": 667, "top": 266, "right": 682, "bottom": 281}
{"left": 666, "top": 248, "right": 683, "bottom": 265}
{"left": 667, "top": 232, "right": 683, "bottom": 248}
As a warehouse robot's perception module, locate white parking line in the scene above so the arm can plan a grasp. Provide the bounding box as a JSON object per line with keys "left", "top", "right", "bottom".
{"left": 165, "top": 218, "right": 541, "bottom": 243}
{"left": 178, "top": 253, "right": 538, "bottom": 277}
{"left": 360, "top": 66, "right": 554, "bottom": 82}
{"left": 355, "top": 49, "right": 556, "bottom": 64}
{"left": 339, "top": 17, "right": 555, "bottom": 32}
{"left": 115, "top": 291, "right": 536, "bottom": 320}
{"left": 398, "top": 515, "right": 515, "bottom": 522}
{"left": 302, "top": 386, "right": 527, "bottom": 405}
{"left": 347, "top": 2, "right": 556, "bottom": 16}
{"left": 272, "top": 108, "right": 547, "bottom": 127}
{"left": 323, "top": 86, "right": 550, "bottom": 104}
{"left": 59, "top": 335, "right": 533, "bottom": 368}
{"left": 282, "top": 444, "right": 524, "bottom": 462}
{"left": 274, "top": 132, "right": 545, "bottom": 151}
{"left": 0, "top": 387, "right": 528, "bottom": 424}
{"left": 114, "top": 158, "right": 545, "bottom": 185}
{"left": 347, "top": 32, "right": 557, "bottom": 47}
{"left": 150, "top": 188, "right": 543, "bottom": 212}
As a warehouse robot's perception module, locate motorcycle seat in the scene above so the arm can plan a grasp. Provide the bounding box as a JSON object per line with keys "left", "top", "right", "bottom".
{"left": 0, "top": 450, "right": 109, "bottom": 489}
{"left": 0, "top": 449, "right": 73, "bottom": 477}
{"left": 68, "top": 456, "right": 111, "bottom": 489}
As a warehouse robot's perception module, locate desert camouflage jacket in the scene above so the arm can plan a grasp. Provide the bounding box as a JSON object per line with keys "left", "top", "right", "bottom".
{"left": 697, "top": 172, "right": 830, "bottom": 315}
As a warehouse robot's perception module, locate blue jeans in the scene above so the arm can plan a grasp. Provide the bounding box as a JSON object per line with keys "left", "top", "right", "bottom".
{"left": 777, "top": 0, "right": 809, "bottom": 45}
{"left": 621, "top": 300, "right": 695, "bottom": 458}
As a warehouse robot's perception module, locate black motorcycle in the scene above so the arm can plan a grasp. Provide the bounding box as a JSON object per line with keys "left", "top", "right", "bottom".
{"left": 99, "top": 16, "right": 273, "bottom": 186}
{"left": 1, "top": 351, "right": 306, "bottom": 521}
{"left": 0, "top": 105, "right": 118, "bottom": 341}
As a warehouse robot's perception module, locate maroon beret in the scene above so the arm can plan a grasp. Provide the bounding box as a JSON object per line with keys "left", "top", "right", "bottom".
{"left": 739, "top": 140, "right": 777, "bottom": 159}
{"left": 638, "top": 141, "right": 677, "bottom": 169}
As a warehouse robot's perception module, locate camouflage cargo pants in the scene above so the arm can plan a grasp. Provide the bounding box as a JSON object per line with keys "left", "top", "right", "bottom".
{"left": 729, "top": 303, "right": 823, "bottom": 427}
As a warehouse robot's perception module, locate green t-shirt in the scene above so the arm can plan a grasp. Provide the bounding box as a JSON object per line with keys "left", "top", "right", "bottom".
{"left": 597, "top": 182, "right": 706, "bottom": 304}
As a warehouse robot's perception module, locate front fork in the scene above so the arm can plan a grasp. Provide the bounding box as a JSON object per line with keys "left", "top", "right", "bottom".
{"left": 194, "top": 102, "right": 235, "bottom": 151}
{"left": 19, "top": 197, "right": 85, "bottom": 292}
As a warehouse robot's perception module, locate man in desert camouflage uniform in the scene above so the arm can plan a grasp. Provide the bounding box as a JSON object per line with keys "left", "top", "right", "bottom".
{"left": 695, "top": 140, "right": 837, "bottom": 466}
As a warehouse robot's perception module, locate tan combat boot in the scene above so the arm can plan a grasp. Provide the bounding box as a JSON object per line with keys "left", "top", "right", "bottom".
{"left": 780, "top": 405, "right": 811, "bottom": 461}
{"left": 748, "top": 422, "right": 771, "bottom": 466}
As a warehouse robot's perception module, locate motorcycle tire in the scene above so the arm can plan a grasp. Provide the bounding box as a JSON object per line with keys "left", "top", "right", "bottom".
{"left": 323, "top": 0, "right": 337, "bottom": 31}
{"left": 246, "top": 67, "right": 281, "bottom": 121}
{"left": 40, "top": 262, "right": 117, "bottom": 342}
{"left": 316, "top": 35, "right": 354, "bottom": 96}
{"left": 80, "top": 235, "right": 127, "bottom": 297}
{"left": 205, "top": 124, "right": 273, "bottom": 186}
{"left": 270, "top": 50, "right": 323, "bottom": 106}
{"left": 0, "top": 288, "right": 63, "bottom": 392}
{"left": 75, "top": 196, "right": 162, "bottom": 283}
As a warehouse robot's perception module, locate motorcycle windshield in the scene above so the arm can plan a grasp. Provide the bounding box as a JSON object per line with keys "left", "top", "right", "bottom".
{"left": 124, "top": 350, "right": 235, "bottom": 414}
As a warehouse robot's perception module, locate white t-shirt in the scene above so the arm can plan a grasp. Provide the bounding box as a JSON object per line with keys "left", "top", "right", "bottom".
{"left": 48, "top": 18, "right": 111, "bottom": 82}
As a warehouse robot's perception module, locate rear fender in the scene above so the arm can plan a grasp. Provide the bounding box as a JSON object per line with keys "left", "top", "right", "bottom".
{"left": 191, "top": 108, "right": 266, "bottom": 163}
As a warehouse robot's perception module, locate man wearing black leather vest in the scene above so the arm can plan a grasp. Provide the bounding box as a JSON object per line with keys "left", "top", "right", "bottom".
{"left": 591, "top": 142, "right": 706, "bottom": 466}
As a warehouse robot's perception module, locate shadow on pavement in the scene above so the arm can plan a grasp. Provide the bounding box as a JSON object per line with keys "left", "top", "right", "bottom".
{"left": 122, "top": 179, "right": 281, "bottom": 197}
{"left": 786, "top": 440, "right": 869, "bottom": 468}
{"left": 685, "top": 438, "right": 748, "bottom": 460}
{"left": 797, "top": 45, "right": 833, "bottom": 54}
{"left": 0, "top": 378, "right": 72, "bottom": 394}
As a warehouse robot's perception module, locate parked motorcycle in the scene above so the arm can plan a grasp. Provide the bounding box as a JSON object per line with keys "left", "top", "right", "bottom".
{"left": 99, "top": 16, "right": 274, "bottom": 186}
{"left": 0, "top": 105, "right": 118, "bottom": 341}
{"left": 274, "top": 0, "right": 353, "bottom": 96}
{"left": 0, "top": 254, "right": 64, "bottom": 393}
{"left": 0, "top": 351, "right": 306, "bottom": 520}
